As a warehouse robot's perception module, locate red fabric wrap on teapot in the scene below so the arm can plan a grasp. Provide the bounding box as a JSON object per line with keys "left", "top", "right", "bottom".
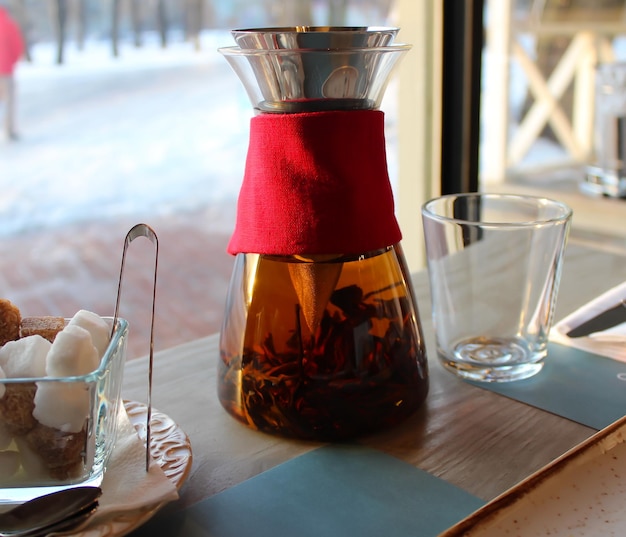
{"left": 227, "top": 109, "right": 402, "bottom": 256}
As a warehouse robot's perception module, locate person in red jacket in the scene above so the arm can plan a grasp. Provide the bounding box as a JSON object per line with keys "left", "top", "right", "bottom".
{"left": 0, "top": 7, "right": 24, "bottom": 141}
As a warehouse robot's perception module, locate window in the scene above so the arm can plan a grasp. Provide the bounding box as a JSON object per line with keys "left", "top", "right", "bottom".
{"left": 2, "top": 0, "right": 408, "bottom": 356}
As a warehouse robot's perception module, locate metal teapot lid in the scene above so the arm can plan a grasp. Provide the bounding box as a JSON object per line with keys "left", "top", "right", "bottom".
{"left": 231, "top": 26, "right": 399, "bottom": 50}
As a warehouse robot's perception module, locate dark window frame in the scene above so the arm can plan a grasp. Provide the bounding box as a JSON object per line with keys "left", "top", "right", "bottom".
{"left": 441, "top": 0, "right": 484, "bottom": 194}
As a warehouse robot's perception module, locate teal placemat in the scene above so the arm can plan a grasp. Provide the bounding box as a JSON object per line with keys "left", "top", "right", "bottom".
{"left": 469, "top": 342, "right": 626, "bottom": 430}
{"left": 129, "top": 445, "right": 484, "bottom": 537}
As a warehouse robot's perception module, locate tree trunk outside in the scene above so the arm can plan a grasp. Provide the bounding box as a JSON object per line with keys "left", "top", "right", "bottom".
{"left": 9, "top": 0, "right": 31, "bottom": 62}
{"left": 111, "top": 0, "right": 120, "bottom": 57}
{"left": 156, "top": 0, "right": 167, "bottom": 48}
{"left": 327, "top": 0, "right": 349, "bottom": 25}
{"left": 131, "top": 0, "right": 142, "bottom": 48}
{"left": 50, "top": 0, "right": 68, "bottom": 64}
{"left": 265, "top": 0, "right": 314, "bottom": 26}
{"left": 185, "top": 0, "right": 204, "bottom": 51}
{"left": 75, "top": 0, "right": 86, "bottom": 50}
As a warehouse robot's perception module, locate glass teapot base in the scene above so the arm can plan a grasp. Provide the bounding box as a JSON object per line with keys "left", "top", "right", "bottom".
{"left": 219, "top": 386, "right": 428, "bottom": 441}
{"left": 217, "top": 247, "right": 429, "bottom": 441}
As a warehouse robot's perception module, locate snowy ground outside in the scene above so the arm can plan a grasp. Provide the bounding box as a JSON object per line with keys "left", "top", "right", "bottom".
{"left": 0, "top": 30, "right": 253, "bottom": 237}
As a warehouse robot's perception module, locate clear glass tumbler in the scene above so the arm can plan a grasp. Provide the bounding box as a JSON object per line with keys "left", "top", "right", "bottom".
{"left": 422, "top": 193, "right": 572, "bottom": 382}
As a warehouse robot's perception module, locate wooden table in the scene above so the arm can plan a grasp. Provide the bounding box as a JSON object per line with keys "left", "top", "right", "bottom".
{"left": 121, "top": 239, "right": 626, "bottom": 510}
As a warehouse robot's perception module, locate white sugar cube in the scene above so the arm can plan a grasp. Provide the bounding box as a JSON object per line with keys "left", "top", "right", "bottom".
{"left": 33, "top": 382, "right": 90, "bottom": 433}
{"left": 46, "top": 324, "right": 99, "bottom": 378}
{"left": 0, "top": 336, "right": 50, "bottom": 379}
{"left": 68, "top": 310, "right": 110, "bottom": 358}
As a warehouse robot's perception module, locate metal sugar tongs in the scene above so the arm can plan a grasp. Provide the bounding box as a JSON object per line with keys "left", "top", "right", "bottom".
{"left": 112, "top": 223, "right": 159, "bottom": 472}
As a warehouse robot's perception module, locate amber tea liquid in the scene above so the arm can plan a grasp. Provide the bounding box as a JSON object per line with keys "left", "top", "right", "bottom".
{"left": 218, "top": 246, "right": 429, "bottom": 440}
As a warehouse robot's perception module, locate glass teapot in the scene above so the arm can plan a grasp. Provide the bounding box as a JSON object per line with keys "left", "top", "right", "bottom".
{"left": 217, "top": 27, "right": 429, "bottom": 441}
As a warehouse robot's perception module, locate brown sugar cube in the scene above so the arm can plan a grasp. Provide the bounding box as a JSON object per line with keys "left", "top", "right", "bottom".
{"left": 20, "top": 316, "right": 66, "bottom": 343}
{"left": 26, "top": 423, "right": 86, "bottom": 480}
{"left": 0, "top": 382, "right": 37, "bottom": 435}
{"left": 0, "top": 299, "right": 21, "bottom": 346}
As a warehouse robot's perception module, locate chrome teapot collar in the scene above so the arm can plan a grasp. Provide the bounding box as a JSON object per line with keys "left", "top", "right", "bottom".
{"left": 219, "top": 42, "right": 411, "bottom": 113}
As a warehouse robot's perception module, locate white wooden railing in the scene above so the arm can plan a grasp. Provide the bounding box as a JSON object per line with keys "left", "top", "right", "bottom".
{"left": 482, "top": 0, "right": 626, "bottom": 183}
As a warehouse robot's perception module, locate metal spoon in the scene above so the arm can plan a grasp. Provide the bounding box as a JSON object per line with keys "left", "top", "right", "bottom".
{"left": 0, "top": 486, "right": 101, "bottom": 537}
{"left": 5, "top": 505, "right": 98, "bottom": 537}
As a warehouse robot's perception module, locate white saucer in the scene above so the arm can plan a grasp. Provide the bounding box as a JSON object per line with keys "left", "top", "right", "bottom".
{"left": 62, "top": 400, "right": 192, "bottom": 537}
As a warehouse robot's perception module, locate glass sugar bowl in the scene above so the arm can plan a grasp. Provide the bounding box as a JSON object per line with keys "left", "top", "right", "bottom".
{"left": 0, "top": 315, "right": 128, "bottom": 504}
